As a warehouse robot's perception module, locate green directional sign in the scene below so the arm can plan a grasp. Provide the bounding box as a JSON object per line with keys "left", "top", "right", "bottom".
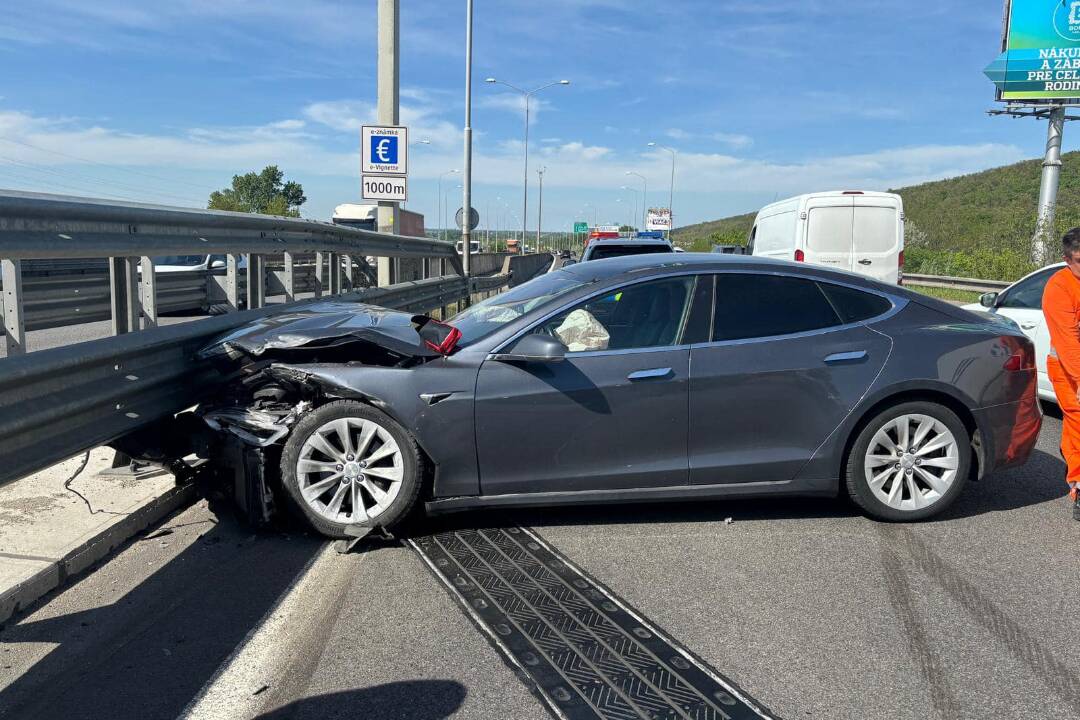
{"left": 574, "top": 222, "right": 588, "bottom": 233}
{"left": 986, "top": 0, "right": 1080, "bottom": 100}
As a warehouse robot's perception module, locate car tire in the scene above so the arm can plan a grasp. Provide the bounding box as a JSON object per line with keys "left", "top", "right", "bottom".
{"left": 279, "top": 400, "right": 423, "bottom": 538}
{"left": 845, "top": 401, "right": 970, "bottom": 522}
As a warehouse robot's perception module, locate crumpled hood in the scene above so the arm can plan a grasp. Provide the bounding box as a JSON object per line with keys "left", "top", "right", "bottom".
{"left": 198, "top": 301, "right": 441, "bottom": 361}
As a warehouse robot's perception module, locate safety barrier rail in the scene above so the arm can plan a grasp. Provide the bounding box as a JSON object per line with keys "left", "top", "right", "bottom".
{"left": 0, "top": 189, "right": 464, "bottom": 354}
{"left": 903, "top": 273, "right": 1012, "bottom": 294}
{"left": 0, "top": 275, "right": 476, "bottom": 488}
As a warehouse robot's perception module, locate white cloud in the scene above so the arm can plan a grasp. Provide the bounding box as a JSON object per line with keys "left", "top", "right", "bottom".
{"left": 476, "top": 93, "right": 553, "bottom": 119}
{"left": 0, "top": 105, "right": 1028, "bottom": 225}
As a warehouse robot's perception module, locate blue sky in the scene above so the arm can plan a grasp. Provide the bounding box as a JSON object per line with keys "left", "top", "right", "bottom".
{"left": 0, "top": 0, "right": 1065, "bottom": 231}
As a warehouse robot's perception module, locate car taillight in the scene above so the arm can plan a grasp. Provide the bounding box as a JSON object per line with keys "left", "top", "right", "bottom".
{"left": 1003, "top": 341, "right": 1035, "bottom": 372}
{"left": 794, "top": 249, "right": 805, "bottom": 262}
{"left": 898, "top": 250, "right": 904, "bottom": 285}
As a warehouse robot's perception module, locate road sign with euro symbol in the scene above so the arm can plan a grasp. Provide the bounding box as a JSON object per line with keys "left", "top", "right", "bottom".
{"left": 361, "top": 125, "right": 408, "bottom": 175}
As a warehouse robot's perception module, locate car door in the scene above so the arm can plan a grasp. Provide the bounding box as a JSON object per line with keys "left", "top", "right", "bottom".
{"left": 803, "top": 196, "right": 854, "bottom": 271}
{"left": 689, "top": 273, "right": 893, "bottom": 485}
{"left": 851, "top": 198, "right": 901, "bottom": 284}
{"left": 474, "top": 275, "right": 701, "bottom": 495}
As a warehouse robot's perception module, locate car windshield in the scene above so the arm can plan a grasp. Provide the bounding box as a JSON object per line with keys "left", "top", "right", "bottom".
{"left": 588, "top": 244, "right": 673, "bottom": 261}
{"left": 152, "top": 255, "right": 206, "bottom": 266}
{"left": 450, "top": 271, "right": 591, "bottom": 345}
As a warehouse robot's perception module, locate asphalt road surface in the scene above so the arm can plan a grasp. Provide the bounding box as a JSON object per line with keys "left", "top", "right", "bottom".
{"left": 1, "top": 410, "right": 1077, "bottom": 720}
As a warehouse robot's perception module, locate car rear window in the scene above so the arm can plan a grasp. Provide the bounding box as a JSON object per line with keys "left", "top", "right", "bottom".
{"left": 588, "top": 244, "right": 673, "bottom": 261}
{"left": 818, "top": 282, "right": 892, "bottom": 323}
{"left": 713, "top": 274, "right": 842, "bottom": 341}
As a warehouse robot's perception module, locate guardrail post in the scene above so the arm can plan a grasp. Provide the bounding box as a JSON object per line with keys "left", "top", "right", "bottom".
{"left": 1, "top": 259, "right": 26, "bottom": 355}
{"left": 226, "top": 254, "right": 240, "bottom": 311}
{"left": 247, "top": 254, "right": 264, "bottom": 309}
{"left": 283, "top": 252, "right": 295, "bottom": 302}
{"left": 139, "top": 256, "right": 157, "bottom": 329}
{"left": 108, "top": 257, "right": 138, "bottom": 335}
{"left": 314, "top": 252, "right": 324, "bottom": 298}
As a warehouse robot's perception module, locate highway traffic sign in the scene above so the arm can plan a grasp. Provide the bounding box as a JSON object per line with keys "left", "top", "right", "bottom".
{"left": 361, "top": 175, "right": 408, "bottom": 202}
{"left": 456, "top": 207, "right": 480, "bottom": 231}
{"left": 361, "top": 126, "right": 409, "bottom": 175}
{"left": 574, "top": 222, "right": 588, "bottom": 233}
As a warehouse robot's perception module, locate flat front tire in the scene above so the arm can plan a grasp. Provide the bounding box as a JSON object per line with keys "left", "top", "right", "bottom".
{"left": 280, "top": 400, "right": 422, "bottom": 538}
{"left": 845, "top": 401, "right": 970, "bottom": 522}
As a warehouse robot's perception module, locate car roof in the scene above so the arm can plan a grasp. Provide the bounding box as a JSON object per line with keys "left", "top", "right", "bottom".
{"left": 558, "top": 252, "right": 898, "bottom": 289}
{"left": 587, "top": 237, "right": 671, "bottom": 246}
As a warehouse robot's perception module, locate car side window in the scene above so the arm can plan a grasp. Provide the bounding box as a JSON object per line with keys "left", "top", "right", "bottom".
{"left": 818, "top": 282, "right": 892, "bottom": 323}
{"left": 538, "top": 277, "right": 696, "bottom": 352}
{"left": 713, "top": 274, "right": 842, "bottom": 341}
{"left": 998, "top": 268, "right": 1056, "bottom": 310}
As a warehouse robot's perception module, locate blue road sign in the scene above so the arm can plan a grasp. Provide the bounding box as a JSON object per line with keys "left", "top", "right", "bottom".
{"left": 371, "top": 135, "right": 399, "bottom": 165}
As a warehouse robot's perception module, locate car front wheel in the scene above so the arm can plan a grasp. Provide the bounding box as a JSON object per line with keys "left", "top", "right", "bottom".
{"left": 279, "top": 400, "right": 422, "bottom": 538}
{"left": 845, "top": 401, "right": 970, "bottom": 522}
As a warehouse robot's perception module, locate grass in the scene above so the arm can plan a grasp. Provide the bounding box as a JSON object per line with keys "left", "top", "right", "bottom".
{"left": 906, "top": 284, "right": 983, "bottom": 304}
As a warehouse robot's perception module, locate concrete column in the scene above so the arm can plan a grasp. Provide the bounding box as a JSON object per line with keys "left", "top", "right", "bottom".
{"left": 1, "top": 259, "right": 25, "bottom": 355}
{"left": 376, "top": 0, "right": 400, "bottom": 286}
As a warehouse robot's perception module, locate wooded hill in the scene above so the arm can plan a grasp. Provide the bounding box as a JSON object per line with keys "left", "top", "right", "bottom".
{"left": 672, "top": 151, "right": 1080, "bottom": 280}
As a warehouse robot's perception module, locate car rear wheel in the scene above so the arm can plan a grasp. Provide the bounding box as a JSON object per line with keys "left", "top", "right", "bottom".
{"left": 280, "top": 400, "right": 422, "bottom": 538}
{"left": 845, "top": 401, "right": 970, "bottom": 521}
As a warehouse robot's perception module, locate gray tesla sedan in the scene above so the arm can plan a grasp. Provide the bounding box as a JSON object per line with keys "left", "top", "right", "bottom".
{"left": 185, "top": 254, "right": 1042, "bottom": 538}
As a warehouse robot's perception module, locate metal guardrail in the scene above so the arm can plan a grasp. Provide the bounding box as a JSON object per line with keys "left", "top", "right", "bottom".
{"left": 903, "top": 274, "right": 1012, "bottom": 294}
{"left": 0, "top": 275, "right": 478, "bottom": 488}
{"left": 0, "top": 189, "right": 465, "bottom": 355}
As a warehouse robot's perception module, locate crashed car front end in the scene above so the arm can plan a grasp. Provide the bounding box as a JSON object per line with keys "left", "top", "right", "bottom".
{"left": 115, "top": 301, "right": 468, "bottom": 528}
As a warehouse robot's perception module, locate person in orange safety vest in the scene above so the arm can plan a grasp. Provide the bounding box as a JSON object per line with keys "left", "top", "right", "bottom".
{"left": 1042, "top": 228, "right": 1080, "bottom": 520}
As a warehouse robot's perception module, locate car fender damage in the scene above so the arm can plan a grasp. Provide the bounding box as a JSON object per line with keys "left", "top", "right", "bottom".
{"left": 112, "top": 301, "right": 460, "bottom": 527}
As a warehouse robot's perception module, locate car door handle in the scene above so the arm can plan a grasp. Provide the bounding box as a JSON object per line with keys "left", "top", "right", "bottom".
{"left": 1020, "top": 322, "right": 1038, "bottom": 330}
{"left": 824, "top": 351, "right": 868, "bottom": 365}
{"left": 627, "top": 367, "right": 673, "bottom": 381}
{"left": 857, "top": 259, "right": 873, "bottom": 266}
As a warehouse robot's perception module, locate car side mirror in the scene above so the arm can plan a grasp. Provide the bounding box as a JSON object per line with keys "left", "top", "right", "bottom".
{"left": 492, "top": 333, "right": 567, "bottom": 364}
{"left": 980, "top": 292, "right": 999, "bottom": 308}
{"left": 210, "top": 260, "right": 226, "bottom": 269}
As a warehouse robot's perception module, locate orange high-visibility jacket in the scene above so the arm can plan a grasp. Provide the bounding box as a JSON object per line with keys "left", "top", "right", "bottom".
{"left": 1044, "top": 268, "right": 1080, "bottom": 378}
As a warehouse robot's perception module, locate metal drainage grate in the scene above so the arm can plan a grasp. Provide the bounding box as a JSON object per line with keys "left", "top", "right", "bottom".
{"left": 409, "top": 527, "right": 775, "bottom": 720}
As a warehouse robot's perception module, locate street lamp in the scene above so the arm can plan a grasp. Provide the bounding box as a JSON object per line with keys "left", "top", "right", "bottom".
{"left": 621, "top": 185, "right": 641, "bottom": 234}
{"left": 437, "top": 169, "right": 459, "bottom": 243}
{"left": 445, "top": 184, "right": 463, "bottom": 246}
{"left": 485, "top": 77, "right": 570, "bottom": 253}
{"left": 647, "top": 142, "right": 676, "bottom": 239}
{"left": 626, "top": 171, "right": 647, "bottom": 228}
{"left": 536, "top": 166, "right": 546, "bottom": 253}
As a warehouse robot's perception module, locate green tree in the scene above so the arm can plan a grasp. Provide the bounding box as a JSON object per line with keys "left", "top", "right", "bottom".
{"left": 208, "top": 165, "right": 306, "bottom": 217}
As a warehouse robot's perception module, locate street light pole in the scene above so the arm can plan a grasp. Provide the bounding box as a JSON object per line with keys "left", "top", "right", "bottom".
{"left": 437, "top": 169, "right": 459, "bottom": 243}
{"left": 621, "top": 186, "right": 640, "bottom": 233}
{"left": 461, "top": 0, "right": 474, "bottom": 280}
{"left": 537, "top": 166, "right": 546, "bottom": 253}
{"left": 648, "top": 143, "right": 676, "bottom": 239}
{"left": 485, "top": 77, "right": 570, "bottom": 253}
{"left": 626, "top": 171, "right": 647, "bottom": 228}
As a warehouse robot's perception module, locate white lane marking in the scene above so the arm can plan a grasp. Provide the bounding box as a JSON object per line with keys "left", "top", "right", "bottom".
{"left": 178, "top": 542, "right": 341, "bottom": 720}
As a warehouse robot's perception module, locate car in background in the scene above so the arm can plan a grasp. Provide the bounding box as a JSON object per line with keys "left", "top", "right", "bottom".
{"left": 962, "top": 263, "right": 1063, "bottom": 403}
{"left": 580, "top": 237, "right": 675, "bottom": 262}
{"left": 456, "top": 240, "right": 482, "bottom": 255}
{"left": 126, "top": 253, "right": 1042, "bottom": 538}
{"left": 152, "top": 254, "right": 229, "bottom": 273}
{"left": 712, "top": 245, "right": 746, "bottom": 255}
{"left": 747, "top": 191, "right": 904, "bottom": 285}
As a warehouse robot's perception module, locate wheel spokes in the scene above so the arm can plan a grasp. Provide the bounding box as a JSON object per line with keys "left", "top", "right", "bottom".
{"left": 363, "top": 465, "right": 403, "bottom": 482}
{"left": 301, "top": 473, "right": 343, "bottom": 501}
{"left": 364, "top": 441, "right": 398, "bottom": 465}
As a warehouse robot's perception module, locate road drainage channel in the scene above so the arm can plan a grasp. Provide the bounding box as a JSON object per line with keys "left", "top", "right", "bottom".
{"left": 408, "top": 527, "right": 775, "bottom": 720}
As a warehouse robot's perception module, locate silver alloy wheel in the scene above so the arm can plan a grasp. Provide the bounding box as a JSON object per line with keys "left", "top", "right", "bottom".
{"left": 296, "top": 417, "right": 404, "bottom": 524}
{"left": 863, "top": 413, "right": 959, "bottom": 512}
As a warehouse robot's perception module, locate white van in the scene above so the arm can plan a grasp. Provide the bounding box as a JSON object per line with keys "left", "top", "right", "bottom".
{"left": 747, "top": 191, "right": 905, "bottom": 284}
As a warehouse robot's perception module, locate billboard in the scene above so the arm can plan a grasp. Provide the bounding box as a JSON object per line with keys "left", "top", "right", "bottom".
{"left": 986, "top": 0, "right": 1080, "bottom": 100}
{"left": 646, "top": 208, "right": 672, "bottom": 231}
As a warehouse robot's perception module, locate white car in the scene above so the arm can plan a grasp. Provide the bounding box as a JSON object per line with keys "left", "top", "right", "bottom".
{"left": 962, "top": 263, "right": 1063, "bottom": 403}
